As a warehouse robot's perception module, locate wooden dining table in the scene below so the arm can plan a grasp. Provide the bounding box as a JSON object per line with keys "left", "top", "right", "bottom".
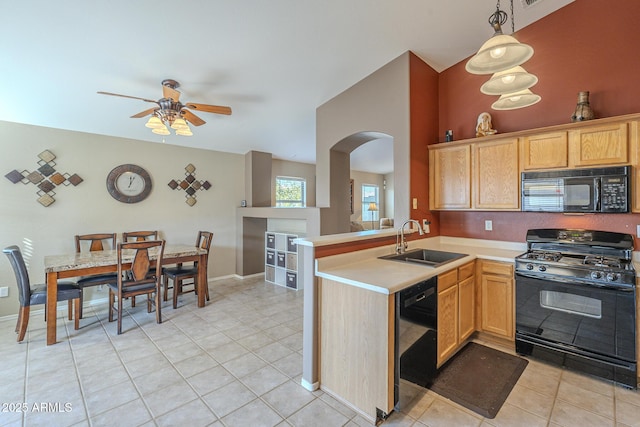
{"left": 44, "top": 244, "right": 207, "bottom": 345}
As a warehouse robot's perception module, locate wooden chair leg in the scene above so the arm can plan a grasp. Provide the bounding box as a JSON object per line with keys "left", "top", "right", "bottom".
{"left": 117, "top": 293, "right": 123, "bottom": 335}
{"left": 131, "top": 295, "right": 136, "bottom": 307}
{"left": 108, "top": 290, "right": 115, "bottom": 322}
{"left": 147, "top": 293, "right": 152, "bottom": 313}
{"left": 155, "top": 289, "right": 162, "bottom": 324}
{"left": 74, "top": 298, "right": 80, "bottom": 330}
{"left": 68, "top": 300, "right": 73, "bottom": 320}
{"left": 163, "top": 276, "right": 169, "bottom": 302}
{"left": 172, "top": 278, "right": 180, "bottom": 309}
{"left": 78, "top": 288, "right": 84, "bottom": 319}
{"left": 17, "top": 306, "right": 29, "bottom": 342}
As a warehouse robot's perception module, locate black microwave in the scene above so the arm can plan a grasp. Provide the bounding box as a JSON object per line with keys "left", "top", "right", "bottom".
{"left": 521, "top": 166, "right": 630, "bottom": 213}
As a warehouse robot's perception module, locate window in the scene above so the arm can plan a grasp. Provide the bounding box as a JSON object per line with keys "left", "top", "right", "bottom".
{"left": 275, "top": 176, "right": 306, "bottom": 207}
{"left": 362, "top": 184, "right": 379, "bottom": 222}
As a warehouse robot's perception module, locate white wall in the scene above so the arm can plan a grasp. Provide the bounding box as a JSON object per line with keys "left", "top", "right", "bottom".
{"left": 0, "top": 121, "right": 244, "bottom": 317}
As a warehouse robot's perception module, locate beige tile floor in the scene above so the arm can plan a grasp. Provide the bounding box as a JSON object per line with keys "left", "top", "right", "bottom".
{"left": 1, "top": 276, "right": 640, "bottom": 427}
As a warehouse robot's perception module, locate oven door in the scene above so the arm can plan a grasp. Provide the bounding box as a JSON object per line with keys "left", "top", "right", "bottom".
{"left": 515, "top": 273, "right": 636, "bottom": 363}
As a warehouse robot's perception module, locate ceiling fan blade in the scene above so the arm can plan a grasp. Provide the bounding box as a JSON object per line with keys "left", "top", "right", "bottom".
{"left": 130, "top": 107, "right": 158, "bottom": 118}
{"left": 184, "top": 103, "right": 232, "bottom": 115}
{"left": 181, "top": 109, "right": 206, "bottom": 126}
{"left": 163, "top": 85, "right": 181, "bottom": 102}
{"left": 97, "top": 91, "right": 158, "bottom": 104}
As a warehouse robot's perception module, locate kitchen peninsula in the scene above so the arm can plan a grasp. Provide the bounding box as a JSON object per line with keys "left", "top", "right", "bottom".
{"left": 296, "top": 231, "right": 525, "bottom": 424}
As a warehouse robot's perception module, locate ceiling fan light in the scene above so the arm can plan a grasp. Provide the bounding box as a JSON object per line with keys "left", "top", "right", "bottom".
{"left": 491, "top": 89, "right": 541, "bottom": 110}
{"left": 480, "top": 66, "right": 538, "bottom": 95}
{"left": 145, "top": 115, "right": 164, "bottom": 129}
{"left": 176, "top": 126, "right": 193, "bottom": 136}
{"left": 171, "top": 117, "right": 189, "bottom": 130}
{"left": 152, "top": 124, "right": 170, "bottom": 135}
{"left": 465, "top": 33, "right": 534, "bottom": 75}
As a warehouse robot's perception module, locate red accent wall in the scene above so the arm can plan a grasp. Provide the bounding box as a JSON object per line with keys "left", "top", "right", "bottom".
{"left": 433, "top": 0, "right": 640, "bottom": 246}
{"left": 409, "top": 52, "right": 440, "bottom": 234}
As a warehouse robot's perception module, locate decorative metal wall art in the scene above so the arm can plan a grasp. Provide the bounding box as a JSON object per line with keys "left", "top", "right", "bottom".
{"left": 4, "top": 150, "right": 83, "bottom": 207}
{"left": 167, "top": 163, "right": 211, "bottom": 206}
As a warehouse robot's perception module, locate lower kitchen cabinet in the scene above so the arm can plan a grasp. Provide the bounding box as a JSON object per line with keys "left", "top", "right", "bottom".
{"left": 479, "top": 260, "right": 514, "bottom": 339}
{"left": 437, "top": 261, "right": 475, "bottom": 366}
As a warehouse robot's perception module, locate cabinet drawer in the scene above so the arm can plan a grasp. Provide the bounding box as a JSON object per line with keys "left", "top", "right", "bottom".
{"left": 458, "top": 261, "right": 475, "bottom": 281}
{"left": 439, "top": 269, "right": 458, "bottom": 291}
{"left": 266, "top": 250, "right": 275, "bottom": 266}
{"left": 480, "top": 260, "right": 513, "bottom": 277}
{"left": 266, "top": 233, "right": 276, "bottom": 249}
{"left": 276, "top": 252, "right": 286, "bottom": 268}
{"left": 287, "top": 235, "right": 298, "bottom": 252}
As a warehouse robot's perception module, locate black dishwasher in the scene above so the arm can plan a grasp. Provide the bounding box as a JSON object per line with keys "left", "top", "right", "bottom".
{"left": 394, "top": 276, "right": 439, "bottom": 405}
{"left": 398, "top": 276, "right": 437, "bottom": 328}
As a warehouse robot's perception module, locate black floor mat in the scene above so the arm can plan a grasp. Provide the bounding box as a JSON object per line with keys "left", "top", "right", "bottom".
{"left": 429, "top": 342, "right": 528, "bottom": 419}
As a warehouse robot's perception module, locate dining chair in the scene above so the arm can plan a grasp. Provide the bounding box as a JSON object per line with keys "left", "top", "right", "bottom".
{"left": 163, "top": 231, "right": 213, "bottom": 309}
{"left": 74, "top": 233, "right": 118, "bottom": 318}
{"left": 122, "top": 231, "right": 158, "bottom": 307}
{"left": 108, "top": 239, "right": 165, "bottom": 335}
{"left": 3, "top": 245, "right": 80, "bottom": 342}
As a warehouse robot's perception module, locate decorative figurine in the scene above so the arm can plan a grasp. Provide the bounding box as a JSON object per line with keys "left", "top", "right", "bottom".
{"left": 476, "top": 112, "right": 497, "bottom": 137}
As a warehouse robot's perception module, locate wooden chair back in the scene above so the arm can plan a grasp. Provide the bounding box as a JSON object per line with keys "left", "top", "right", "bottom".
{"left": 122, "top": 231, "right": 158, "bottom": 242}
{"left": 75, "top": 233, "right": 117, "bottom": 253}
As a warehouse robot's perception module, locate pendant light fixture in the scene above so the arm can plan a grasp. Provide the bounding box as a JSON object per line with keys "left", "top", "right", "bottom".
{"left": 467, "top": 0, "right": 541, "bottom": 109}
{"left": 466, "top": 0, "right": 533, "bottom": 74}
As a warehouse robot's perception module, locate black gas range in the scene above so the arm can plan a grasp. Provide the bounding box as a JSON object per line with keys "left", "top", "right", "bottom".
{"left": 515, "top": 228, "right": 635, "bottom": 288}
{"left": 515, "top": 229, "right": 637, "bottom": 388}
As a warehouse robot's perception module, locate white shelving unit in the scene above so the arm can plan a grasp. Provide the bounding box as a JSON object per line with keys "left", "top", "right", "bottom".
{"left": 265, "top": 231, "right": 302, "bottom": 290}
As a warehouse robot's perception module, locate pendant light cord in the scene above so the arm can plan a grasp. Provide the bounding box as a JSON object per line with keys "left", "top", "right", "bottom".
{"left": 489, "top": 0, "right": 515, "bottom": 34}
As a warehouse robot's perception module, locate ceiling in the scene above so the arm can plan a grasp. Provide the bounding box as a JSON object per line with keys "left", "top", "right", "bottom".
{"left": 1, "top": 0, "right": 572, "bottom": 175}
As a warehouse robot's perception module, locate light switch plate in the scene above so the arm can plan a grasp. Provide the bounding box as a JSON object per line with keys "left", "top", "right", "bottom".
{"left": 0, "top": 286, "right": 8, "bottom": 297}
{"left": 485, "top": 220, "right": 493, "bottom": 231}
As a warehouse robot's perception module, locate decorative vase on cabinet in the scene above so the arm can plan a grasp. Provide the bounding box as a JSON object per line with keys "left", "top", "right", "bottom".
{"left": 571, "top": 91, "right": 595, "bottom": 122}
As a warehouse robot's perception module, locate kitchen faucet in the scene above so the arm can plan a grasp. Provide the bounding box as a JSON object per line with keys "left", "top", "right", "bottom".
{"left": 396, "top": 219, "right": 425, "bottom": 254}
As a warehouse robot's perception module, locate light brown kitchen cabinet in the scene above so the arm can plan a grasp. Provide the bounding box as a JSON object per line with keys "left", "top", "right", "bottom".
{"left": 479, "top": 260, "right": 514, "bottom": 340}
{"left": 429, "top": 144, "right": 471, "bottom": 209}
{"left": 629, "top": 121, "right": 640, "bottom": 213}
{"left": 436, "top": 262, "right": 475, "bottom": 366}
{"left": 568, "top": 122, "right": 629, "bottom": 167}
{"left": 429, "top": 138, "right": 519, "bottom": 210}
{"left": 474, "top": 138, "right": 520, "bottom": 209}
{"left": 521, "top": 131, "right": 568, "bottom": 170}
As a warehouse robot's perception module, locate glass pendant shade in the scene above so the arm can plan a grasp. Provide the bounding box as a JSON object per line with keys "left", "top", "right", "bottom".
{"left": 151, "top": 124, "right": 170, "bottom": 135}
{"left": 491, "top": 89, "right": 541, "bottom": 110}
{"left": 175, "top": 126, "right": 193, "bottom": 136}
{"left": 145, "top": 115, "right": 164, "bottom": 129}
{"left": 480, "top": 66, "right": 538, "bottom": 95}
{"left": 466, "top": 33, "right": 534, "bottom": 75}
{"left": 171, "top": 117, "right": 189, "bottom": 130}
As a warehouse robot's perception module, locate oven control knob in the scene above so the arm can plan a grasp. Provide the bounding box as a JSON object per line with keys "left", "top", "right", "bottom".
{"left": 590, "top": 271, "right": 603, "bottom": 280}
{"left": 538, "top": 265, "right": 547, "bottom": 272}
{"left": 526, "top": 263, "right": 534, "bottom": 270}
{"left": 606, "top": 272, "right": 618, "bottom": 282}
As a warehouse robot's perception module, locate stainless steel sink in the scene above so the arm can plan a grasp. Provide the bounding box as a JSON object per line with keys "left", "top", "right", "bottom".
{"left": 378, "top": 248, "right": 468, "bottom": 267}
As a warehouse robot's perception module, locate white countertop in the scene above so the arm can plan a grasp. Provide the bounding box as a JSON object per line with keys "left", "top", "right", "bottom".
{"left": 314, "top": 236, "right": 526, "bottom": 295}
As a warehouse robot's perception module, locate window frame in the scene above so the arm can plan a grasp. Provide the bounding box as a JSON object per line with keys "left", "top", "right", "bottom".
{"left": 275, "top": 176, "right": 307, "bottom": 208}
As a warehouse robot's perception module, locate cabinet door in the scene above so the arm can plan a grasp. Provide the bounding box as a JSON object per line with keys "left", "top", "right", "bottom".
{"left": 630, "top": 121, "right": 640, "bottom": 212}
{"left": 437, "top": 284, "right": 459, "bottom": 366}
{"left": 474, "top": 138, "right": 520, "bottom": 210}
{"left": 521, "top": 132, "right": 568, "bottom": 170}
{"left": 568, "top": 122, "right": 628, "bottom": 167}
{"left": 458, "top": 275, "right": 475, "bottom": 342}
{"left": 481, "top": 274, "right": 514, "bottom": 339}
{"left": 429, "top": 144, "right": 472, "bottom": 210}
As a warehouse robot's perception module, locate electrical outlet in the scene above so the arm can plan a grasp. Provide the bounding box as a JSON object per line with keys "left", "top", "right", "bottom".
{"left": 485, "top": 220, "right": 493, "bottom": 231}
{"left": 637, "top": 224, "right": 640, "bottom": 238}
{"left": 422, "top": 219, "right": 430, "bottom": 234}
{"left": 0, "top": 286, "right": 8, "bottom": 297}
{"left": 412, "top": 198, "right": 418, "bottom": 209}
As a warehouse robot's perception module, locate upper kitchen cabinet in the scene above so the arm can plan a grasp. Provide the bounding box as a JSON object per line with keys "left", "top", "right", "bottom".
{"left": 429, "top": 144, "right": 471, "bottom": 209}
{"left": 521, "top": 131, "right": 568, "bottom": 170}
{"left": 429, "top": 137, "right": 519, "bottom": 211}
{"left": 568, "top": 121, "right": 629, "bottom": 167}
{"left": 473, "top": 138, "right": 519, "bottom": 210}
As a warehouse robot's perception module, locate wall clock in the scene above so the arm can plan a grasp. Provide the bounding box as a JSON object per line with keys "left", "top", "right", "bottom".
{"left": 106, "top": 164, "right": 152, "bottom": 203}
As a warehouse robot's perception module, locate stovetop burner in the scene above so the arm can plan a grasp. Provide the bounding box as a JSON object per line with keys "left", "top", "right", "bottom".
{"left": 515, "top": 228, "right": 636, "bottom": 287}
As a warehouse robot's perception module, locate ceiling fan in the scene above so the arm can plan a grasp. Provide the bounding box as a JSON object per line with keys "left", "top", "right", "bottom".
{"left": 97, "top": 79, "right": 232, "bottom": 136}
